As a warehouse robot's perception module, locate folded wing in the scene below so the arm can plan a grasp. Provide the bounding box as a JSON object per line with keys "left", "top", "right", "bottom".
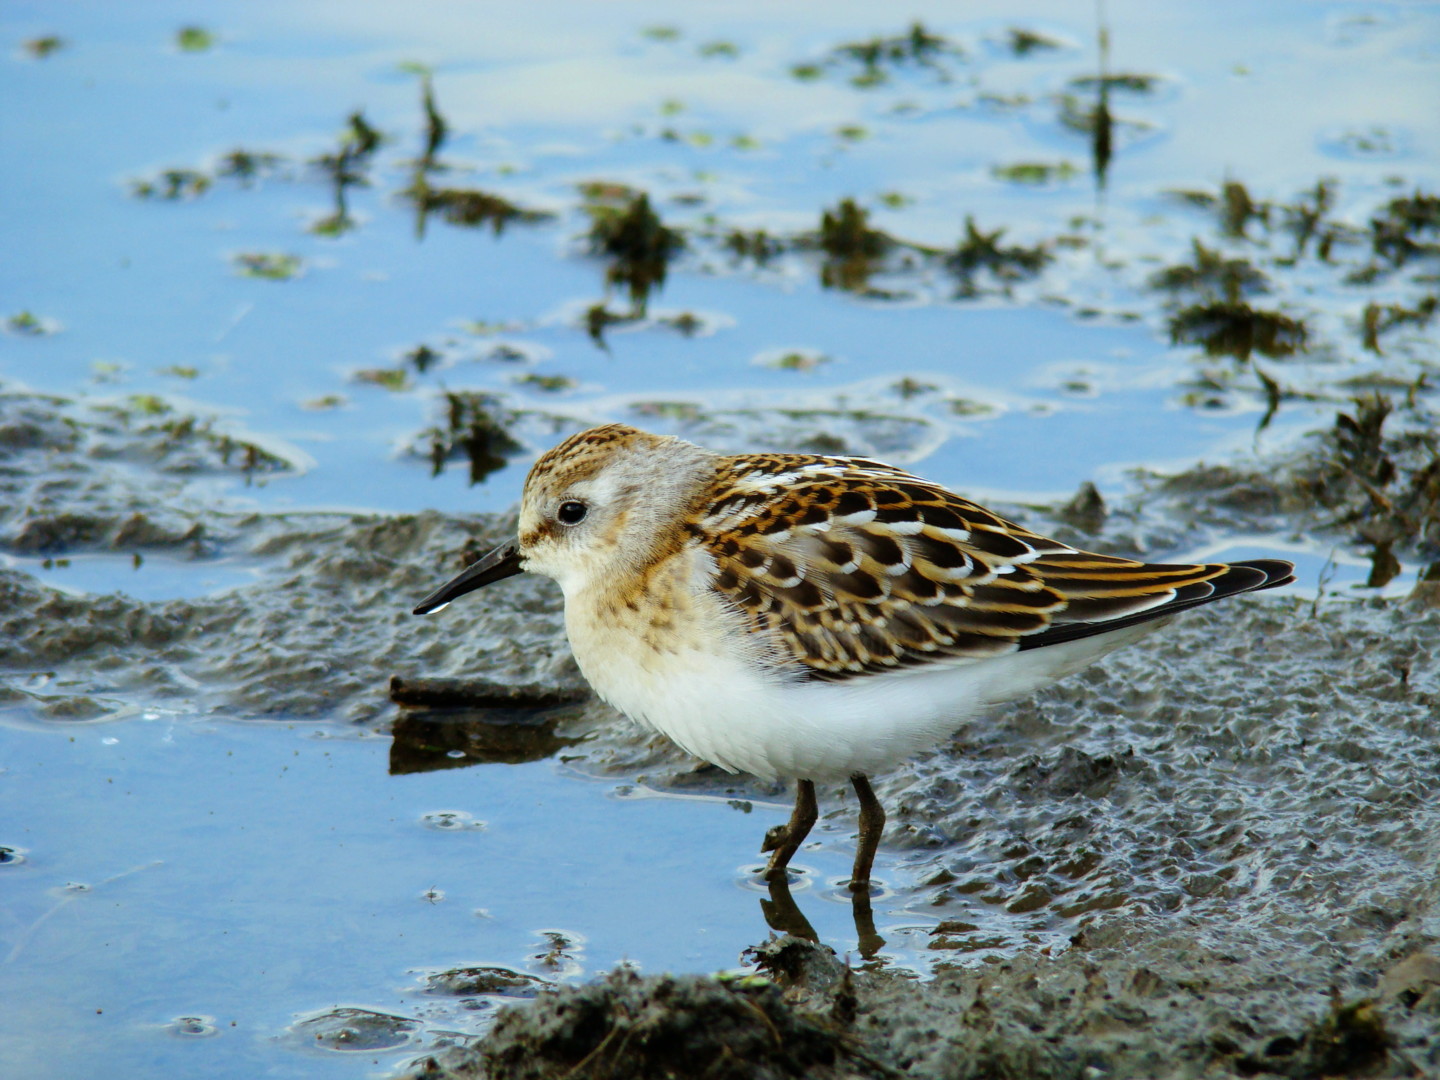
{"left": 697, "top": 456, "right": 1293, "bottom": 680}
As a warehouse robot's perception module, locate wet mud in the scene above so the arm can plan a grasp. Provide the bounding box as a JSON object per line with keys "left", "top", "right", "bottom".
{"left": 5, "top": 382, "right": 1438, "bottom": 1078}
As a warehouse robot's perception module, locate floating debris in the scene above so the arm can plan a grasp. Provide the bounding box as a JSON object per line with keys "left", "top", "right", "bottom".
{"left": 656, "top": 311, "right": 706, "bottom": 336}
{"left": 6, "top": 310, "right": 55, "bottom": 336}
{"left": 397, "top": 69, "right": 453, "bottom": 238}
{"left": 352, "top": 367, "right": 410, "bottom": 392}
{"left": 291, "top": 1008, "right": 419, "bottom": 1053}
{"left": 1168, "top": 301, "right": 1307, "bottom": 361}
{"left": 697, "top": 40, "right": 740, "bottom": 59}
{"left": 310, "top": 111, "right": 382, "bottom": 237}
{"left": 1149, "top": 240, "right": 1269, "bottom": 297}
{"left": 1006, "top": 28, "right": 1062, "bottom": 55}
{"left": 817, "top": 199, "right": 891, "bottom": 292}
{"left": 175, "top": 26, "right": 215, "bottom": 52}
{"left": 724, "top": 228, "right": 782, "bottom": 264}
{"left": 1280, "top": 179, "right": 1339, "bottom": 260}
{"left": 513, "top": 373, "right": 575, "bottom": 393}
{"left": 131, "top": 169, "right": 211, "bottom": 200}
{"left": 23, "top": 36, "right": 65, "bottom": 59}
{"left": 404, "top": 345, "right": 442, "bottom": 374}
{"left": 829, "top": 22, "right": 961, "bottom": 87}
{"left": 422, "top": 966, "right": 554, "bottom": 998}
{"left": 758, "top": 349, "right": 830, "bottom": 372}
{"left": 232, "top": 252, "right": 302, "bottom": 280}
{"left": 947, "top": 217, "right": 1051, "bottom": 296}
{"left": 1286, "top": 392, "right": 1440, "bottom": 564}
{"left": 1220, "top": 180, "right": 1268, "bottom": 238}
{"left": 1058, "top": 481, "right": 1107, "bottom": 534}
{"left": 1370, "top": 190, "right": 1440, "bottom": 267}
{"left": 581, "top": 302, "right": 637, "bottom": 350}
{"left": 1069, "top": 72, "right": 1161, "bottom": 94}
{"left": 421, "top": 392, "right": 522, "bottom": 484}
{"left": 992, "top": 161, "right": 1079, "bottom": 185}
{"left": 1361, "top": 296, "right": 1438, "bottom": 355}
{"left": 586, "top": 192, "right": 684, "bottom": 311}
{"left": 892, "top": 377, "right": 937, "bottom": 399}
{"left": 409, "top": 187, "right": 552, "bottom": 234}
{"left": 215, "top": 149, "right": 286, "bottom": 185}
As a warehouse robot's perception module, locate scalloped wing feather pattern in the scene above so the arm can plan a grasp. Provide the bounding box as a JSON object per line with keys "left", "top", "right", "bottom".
{"left": 695, "top": 454, "right": 1294, "bottom": 680}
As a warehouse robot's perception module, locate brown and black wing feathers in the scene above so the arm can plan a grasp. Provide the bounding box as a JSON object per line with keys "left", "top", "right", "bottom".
{"left": 699, "top": 457, "right": 1293, "bottom": 681}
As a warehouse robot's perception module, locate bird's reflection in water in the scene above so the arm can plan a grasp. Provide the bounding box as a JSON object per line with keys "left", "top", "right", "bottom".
{"left": 760, "top": 872, "right": 886, "bottom": 961}
{"left": 389, "top": 678, "right": 891, "bottom": 961}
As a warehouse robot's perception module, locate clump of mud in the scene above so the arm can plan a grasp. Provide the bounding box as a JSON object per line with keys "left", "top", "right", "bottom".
{"left": 420, "top": 963, "right": 878, "bottom": 1080}
{"left": 411, "top": 932, "right": 1440, "bottom": 1079}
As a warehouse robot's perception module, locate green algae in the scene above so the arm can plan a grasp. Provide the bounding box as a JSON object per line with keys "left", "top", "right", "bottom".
{"left": 24, "top": 36, "right": 65, "bottom": 59}
{"left": 175, "top": 26, "right": 215, "bottom": 52}
{"left": 1168, "top": 301, "right": 1308, "bottom": 362}
{"left": 1006, "top": 28, "right": 1062, "bottom": 56}
{"left": 421, "top": 391, "right": 522, "bottom": 484}
{"left": 232, "top": 252, "right": 302, "bottom": 280}
{"left": 992, "top": 161, "right": 1079, "bottom": 185}
{"left": 131, "top": 169, "right": 211, "bottom": 200}
{"left": 948, "top": 217, "right": 1051, "bottom": 296}
{"left": 586, "top": 192, "right": 684, "bottom": 312}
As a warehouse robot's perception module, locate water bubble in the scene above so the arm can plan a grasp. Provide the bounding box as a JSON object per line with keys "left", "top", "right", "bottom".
{"left": 291, "top": 1008, "right": 420, "bottom": 1052}
{"left": 420, "top": 810, "right": 484, "bottom": 831}
{"left": 169, "top": 1016, "right": 218, "bottom": 1038}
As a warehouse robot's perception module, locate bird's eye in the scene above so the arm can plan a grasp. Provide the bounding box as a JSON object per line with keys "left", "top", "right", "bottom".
{"left": 557, "top": 500, "right": 588, "bottom": 526}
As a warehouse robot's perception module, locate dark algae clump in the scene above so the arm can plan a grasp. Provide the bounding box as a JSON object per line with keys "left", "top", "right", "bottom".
{"left": 417, "top": 959, "right": 888, "bottom": 1080}
{"left": 816, "top": 198, "right": 893, "bottom": 292}
{"left": 1167, "top": 300, "right": 1308, "bottom": 362}
{"left": 420, "top": 392, "right": 523, "bottom": 485}
{"left": 586, "top": 191, "right": 684, "bottom": 312}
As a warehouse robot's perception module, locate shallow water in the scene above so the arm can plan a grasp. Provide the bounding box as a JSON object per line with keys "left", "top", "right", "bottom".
{"left": 1, "top": 1, "right": 1437, "bottom": 1076}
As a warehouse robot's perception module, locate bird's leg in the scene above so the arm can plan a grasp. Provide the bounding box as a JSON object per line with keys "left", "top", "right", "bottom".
{"left": 849, "top": 773, "right": 885, "bottom": 893}
{"left": 762, "top": 779, "right": 817, "bottom": 881}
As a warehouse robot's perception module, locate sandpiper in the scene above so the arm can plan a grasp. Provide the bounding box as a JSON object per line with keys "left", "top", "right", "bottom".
{"left": 414, "top": 424, "right": 1293, "bottom": 891}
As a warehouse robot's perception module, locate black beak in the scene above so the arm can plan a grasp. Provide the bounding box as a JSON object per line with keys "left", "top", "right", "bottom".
{"left": 412, "top": 539, "right": 524, "bottom": 615}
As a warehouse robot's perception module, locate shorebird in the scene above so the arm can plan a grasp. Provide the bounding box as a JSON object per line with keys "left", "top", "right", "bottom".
{"left": 414, "top": 424, "right": 1293, "bottom": 891}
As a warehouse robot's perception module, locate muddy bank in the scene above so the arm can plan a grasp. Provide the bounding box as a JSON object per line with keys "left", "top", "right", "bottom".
{"left": 414, "top": 928, "right": 1440, "bottom": 1079}
{"left": 407, "top": 592, "right": 1440, "bottom": 1080}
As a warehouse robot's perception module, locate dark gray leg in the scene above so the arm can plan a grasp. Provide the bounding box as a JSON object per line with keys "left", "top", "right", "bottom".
{"left": 762, "top": 779, "right": 817, "bottom": 881}
{"left": 849, "top": 773, "right": 885, "bottom": 893}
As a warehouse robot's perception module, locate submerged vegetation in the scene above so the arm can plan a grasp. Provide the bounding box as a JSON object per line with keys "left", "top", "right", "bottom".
{"left": 585, "top": 190, "right": 684, "bottom": 311}
{"left": 794, "top": 21, "right": 964, "bottom": 88}
{"left": 815, "top": 199, "right": 893, "bottom": 292}
{"left": 419, "top": 391, "right": 524, "bottom": 485}
{"left": 108, "top": 18, "right": 1440, "bottom": 591}
{"left": 410, "top": 187, "right": 553, "bottom": 234}
{"left": 309, "top": 111, "right": 381, "bottom": 236}
{"left": 232, "top": 252, "right": 302, "bottom": 280}
{"left": 948, "top": 218, "right": 1051, "bottom": 296}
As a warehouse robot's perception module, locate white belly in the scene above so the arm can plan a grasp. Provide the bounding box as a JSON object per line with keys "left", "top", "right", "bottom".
{"left": 564, "top": 573, "right": 1161, "bottom": 782}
